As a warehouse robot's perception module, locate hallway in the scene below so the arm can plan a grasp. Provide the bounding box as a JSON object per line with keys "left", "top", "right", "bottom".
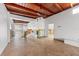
{"left": 1, "top": 38, "right": 79, "bottom": 56}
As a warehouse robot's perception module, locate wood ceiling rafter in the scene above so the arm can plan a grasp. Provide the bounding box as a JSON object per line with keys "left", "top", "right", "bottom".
{"left": 10, "top": 11, "right": 36, "bottom": 19}
{"left": 33, "top": 3, "right": 56, "bottom": 14}
{"left": 70, "top": 3, "right": 74, "bottom": 7}
{"left": 5, "top": 3, "right": 47, "bottom": 17}
{"left": 5, "top": 4, "right": 40, "bottom": 17}
{"left": 55, "top": 3, "right": 64, "bottom": 11}
{"left": 70, "top": 3, "right": 79, "bottom": 8}
{"left": 7, "top": 7, "right": 38, "bottom": 17}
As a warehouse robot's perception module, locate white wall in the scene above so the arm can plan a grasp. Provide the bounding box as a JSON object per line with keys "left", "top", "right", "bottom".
{"left": 46, "top": 5, "right": 79, "bottom": 42}
{"left": 44, "top": 20, "right": 48, "bottom": 36}
{"left": 0, "top": 4, "right": 11, "bottom": 55}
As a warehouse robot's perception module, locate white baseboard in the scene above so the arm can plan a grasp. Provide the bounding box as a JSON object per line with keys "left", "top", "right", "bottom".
{"left": 0, "top": 42, "right": 8, "bottom": 55}
{"left": 64, "top": 40, "right": 79, "bottom": 47}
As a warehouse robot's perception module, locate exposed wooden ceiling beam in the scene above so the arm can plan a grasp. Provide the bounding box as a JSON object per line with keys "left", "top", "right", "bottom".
{"left": 70, "top": 3, "right": 79, "bottom": 8}
{"left": 55, "top": 3, "right": 63, "bottom": 11}
{"left": 8, "top": 9, "right": 37, "bottom": 18}
{"left": 13, "top": 20, "right": 29, "bottom": 23}
{"left": 10, "top": 11, "right": 36, "bottom": 19}
{"left": 70, "top": 3, "right": 74, "bottom": 7}
{"left": 33, "top": 3, "right": 55, "bottom": 14}
{"left": 5, "top": 5, "right": 39, "bottom": 17}
{"left": 5, "top": 3, "right": 47, "bottom": 16}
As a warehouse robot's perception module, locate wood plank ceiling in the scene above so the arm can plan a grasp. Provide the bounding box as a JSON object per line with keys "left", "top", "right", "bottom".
{"left": 5, "top": 3, "right": 79, "bottom": 19}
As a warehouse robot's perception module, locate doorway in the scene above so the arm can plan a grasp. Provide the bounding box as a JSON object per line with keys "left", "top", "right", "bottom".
{"left": 48, "top": 24, "right": 54, "bottom": 39}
